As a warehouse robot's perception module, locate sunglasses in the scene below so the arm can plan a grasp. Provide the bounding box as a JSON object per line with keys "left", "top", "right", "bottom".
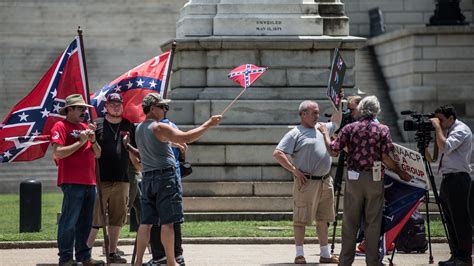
{"left": 153, "top": 104, "right": 169, "bottom": 111}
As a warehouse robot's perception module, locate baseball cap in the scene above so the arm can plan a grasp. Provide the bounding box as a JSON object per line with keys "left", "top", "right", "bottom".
{"left": 142, "top": 93, "right": 171, "bottom": 109}
{"left": 106, "top": 93, "right": 123, "bottom": 103}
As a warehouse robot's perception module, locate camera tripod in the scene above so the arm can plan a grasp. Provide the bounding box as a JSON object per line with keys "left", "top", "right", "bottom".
{"left": 387, "top": 130, "right": 451, "bottom": 264}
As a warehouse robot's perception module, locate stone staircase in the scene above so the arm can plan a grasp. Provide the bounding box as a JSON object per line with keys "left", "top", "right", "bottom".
{"left": 354, "top": 46, "right": 403, "bottom": 142}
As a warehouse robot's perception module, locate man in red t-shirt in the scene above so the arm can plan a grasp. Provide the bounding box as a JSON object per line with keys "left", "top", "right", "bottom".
{"left": 50, "top": 94, "right": 103, "bottom": 266}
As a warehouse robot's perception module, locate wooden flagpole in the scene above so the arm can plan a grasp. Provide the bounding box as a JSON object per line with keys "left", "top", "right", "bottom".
{"left": 162, "top": 40, "right": 177, "bottom": 99}
{"left": 220, "top": 89, "right": 246, "bottom": 116}
{"left": 220, "top": 65, "right": 268, "bottom": 116}
{"left": 77, "top": 26, "right": 110, "bottom": 264}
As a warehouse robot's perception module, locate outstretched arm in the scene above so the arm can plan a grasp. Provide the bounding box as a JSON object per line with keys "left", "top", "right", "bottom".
{"left": 154, "top": 115, "right": 222, "bottom": 144}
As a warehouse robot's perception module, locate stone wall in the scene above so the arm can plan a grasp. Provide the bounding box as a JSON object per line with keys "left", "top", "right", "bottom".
{"left": 0, "top": 0, "right": 187, "bottom": 120}
{"left": 368, "top": 26, "right": 474, "bottom": 137}
{"left": 343, "top": 0, "right": 473, "bottom": 37}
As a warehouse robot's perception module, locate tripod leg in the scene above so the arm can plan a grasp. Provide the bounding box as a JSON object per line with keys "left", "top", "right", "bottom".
{"left": 131, "top": 233, "right": 138, "bottom": 264}
{"left": 331, "top": 189, "right": 341, "bottom": 254}
{"left": 388, "top": 235, "right": 399, "bottom": 266}
{"left": 331, "top": 153, "right": 345, "bottom": 254}
{"left": 425, "top": 191, "right": 434, "bottom": 264}
{"left": 426, "top": 161, "right": 453, "bottom": 254}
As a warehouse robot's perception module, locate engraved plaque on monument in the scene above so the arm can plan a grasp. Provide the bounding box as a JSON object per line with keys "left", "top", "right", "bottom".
{"left": 213, "top": 0, "right": 322, "bottom": 36}
{"left": 177, "top": 0, "right": 349, "bottom": 38}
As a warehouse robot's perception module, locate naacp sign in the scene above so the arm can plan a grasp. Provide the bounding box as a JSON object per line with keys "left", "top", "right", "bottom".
{"left": 388, "top": 143, "right": 429, "bottom": 189}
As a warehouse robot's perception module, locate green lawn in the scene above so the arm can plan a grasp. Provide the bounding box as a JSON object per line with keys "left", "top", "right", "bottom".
{"left": 0, "top": 193, "right": 447, "bottom": 241}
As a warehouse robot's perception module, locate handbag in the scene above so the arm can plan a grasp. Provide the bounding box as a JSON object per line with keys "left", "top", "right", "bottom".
{"left": 179, "top": 161, "right": 192, "bottom": 177}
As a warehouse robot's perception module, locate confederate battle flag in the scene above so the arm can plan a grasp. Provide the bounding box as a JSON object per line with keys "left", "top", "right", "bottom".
{"left": 90, "top": 52, "right": 172, "bottom": 123}
{"left": 228, "top": 64, "right": 267, "bottom": 89}
{"left": 0, "top": 38, "right": 88, "bottom": 163}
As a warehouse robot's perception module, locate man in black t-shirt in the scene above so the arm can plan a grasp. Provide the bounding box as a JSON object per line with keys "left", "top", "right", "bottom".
{"left": 86, "top": 93, "right": 139, "bottom": 263}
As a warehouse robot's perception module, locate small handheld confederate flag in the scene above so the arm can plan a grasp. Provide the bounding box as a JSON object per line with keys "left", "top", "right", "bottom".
{"left": 0, "top": 37, "right": 88, "bottom": 163}
{"left": 90, "top": 52, "right": 171, "bottom": 123}
{"left": 228, "top": 64, "right": 267, "bottom": 89}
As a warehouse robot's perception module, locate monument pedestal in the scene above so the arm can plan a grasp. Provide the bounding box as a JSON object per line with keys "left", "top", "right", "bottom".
{"left": 166, "top": 0, "right": 365, "bottom": 213}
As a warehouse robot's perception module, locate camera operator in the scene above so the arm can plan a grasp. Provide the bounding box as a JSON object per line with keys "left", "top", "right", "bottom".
{"left": 346, "top": 95, "right": 361, "bottom": 121}
{"left": 319, "top": 95, "right": 411, "bottom": 266}
{"left": 430, "top": 104, "right": 472, "bottom": 266}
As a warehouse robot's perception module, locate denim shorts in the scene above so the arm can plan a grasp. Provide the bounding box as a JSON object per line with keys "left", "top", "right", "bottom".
{"left": 140, "top": 167, "right": 184, "bottom": 225}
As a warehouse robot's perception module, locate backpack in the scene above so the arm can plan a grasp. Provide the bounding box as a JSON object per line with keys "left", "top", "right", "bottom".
{"left": 396, "top": 210, "right": 428, "bottom": 253}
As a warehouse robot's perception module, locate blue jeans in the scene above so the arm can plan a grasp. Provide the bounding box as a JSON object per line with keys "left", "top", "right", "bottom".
{"left": 57, "top": 184, "right": 96, "bottom": 262}
{"left": 140, "top": 168, "right": 184, "bottom": 225}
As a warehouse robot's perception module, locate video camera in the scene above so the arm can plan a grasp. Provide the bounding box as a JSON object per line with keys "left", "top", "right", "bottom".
{"left": 341, "top": 108, "right": 356, "bottom": 127}
{"left": 401, "top": 110, "right": 435, "bottom": 132}
{"left": 329, "top": 108, "right": 355, "bottom": 134}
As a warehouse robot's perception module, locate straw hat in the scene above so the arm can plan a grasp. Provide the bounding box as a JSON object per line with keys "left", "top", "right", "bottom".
{"left": 59, "top": 94, "right": 93, "bottom": 115}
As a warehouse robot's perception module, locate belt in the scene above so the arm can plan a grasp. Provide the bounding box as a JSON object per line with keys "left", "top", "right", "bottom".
{"left": 304, "top": 174, "right": 329, "bottom": 180}
{"left": 148, "top": 166, "right": 175, "bottom": 174}
{"left": 443, "top": 172, "right": 468, "bottom": 177}
{"left": 348, "top": 168, "right": 372, "bottom": 172}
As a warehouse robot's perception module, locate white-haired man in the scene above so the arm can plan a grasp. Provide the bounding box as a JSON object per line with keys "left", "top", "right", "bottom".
{"left": 273, "top": 100, "right": 341, "bottom": 264}
{"left": 319, "top": 95, "right": 411, "bottom": 266}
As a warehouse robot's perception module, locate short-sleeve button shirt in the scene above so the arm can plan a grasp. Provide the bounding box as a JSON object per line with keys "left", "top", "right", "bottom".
{"left": 330, "top": 118, "right": 394, "bottom": 171}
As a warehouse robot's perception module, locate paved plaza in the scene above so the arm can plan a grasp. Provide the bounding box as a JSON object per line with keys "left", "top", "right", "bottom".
{"left": 0, "top": 242, "right": 454, "bottom": 265}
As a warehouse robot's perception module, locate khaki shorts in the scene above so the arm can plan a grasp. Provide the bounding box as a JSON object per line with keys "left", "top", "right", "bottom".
{"left": 293, "top": 175, "right": 335, "bottom": 226}
{"left": 93, "top": 181, "right": 129, "bottom": 227}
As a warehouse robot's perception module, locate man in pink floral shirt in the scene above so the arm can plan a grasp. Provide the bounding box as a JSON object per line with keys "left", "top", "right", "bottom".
{"left": 319, "top": 96, "right": 411, "bottom": 266}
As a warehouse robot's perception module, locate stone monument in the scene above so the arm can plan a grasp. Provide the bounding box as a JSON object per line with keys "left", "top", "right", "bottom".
{"left": 163, "top": 0, "right": 365, "bottom": 215}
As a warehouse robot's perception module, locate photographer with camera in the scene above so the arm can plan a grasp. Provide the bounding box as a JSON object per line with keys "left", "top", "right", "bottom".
{"left": 345, "top": 95, "right": 362, "bottom": 122}
{"left": 319, "top": 95, "right": 411, "bottom": 266}
{"left": 430, "top": 104, "right": 472, "bottom": 266}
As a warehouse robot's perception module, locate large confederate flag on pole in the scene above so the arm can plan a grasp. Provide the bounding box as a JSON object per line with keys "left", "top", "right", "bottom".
{"left": 0, "top": 38, "right": 88, "bottom": 163}
{"left": 90, "top": 51, "right": 172, "bottom": 123}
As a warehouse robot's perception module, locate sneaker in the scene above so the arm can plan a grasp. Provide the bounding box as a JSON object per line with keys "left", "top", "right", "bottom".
{"left": 143, "top": 258, "right": 159, "bottom": 266}
{"left": 102, "top": 246, "right": 125, "bottom": 256}
{"left": 153, "top": 255, "right": 185, "bottom": 266}
{"left": 108, "top": 252, "right": 127, "bottom": 263}
{"left": 176, "top": 255, "right": 185, "bottom": 266}
{"left": 81, "top": 258, "right": 105, "bottom": 266}
{"left": 155, "top": 256, "right": 167, "bottom": 264}
{"left": 294, "top": 255, "right": 307, "bottom": 264}
{"left": 58, "top": 259, "right": 76, "bottom": 266}
{"left": 319, "top": 255, "right": 339, "bottom": 264}
{"left": 116, "top": 247, "right": 125, "bottom": 256}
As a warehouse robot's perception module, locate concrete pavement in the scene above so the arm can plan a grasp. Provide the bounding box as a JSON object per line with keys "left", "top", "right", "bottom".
{"left": 0, "top": 243, "right": 454, "bottom": 265}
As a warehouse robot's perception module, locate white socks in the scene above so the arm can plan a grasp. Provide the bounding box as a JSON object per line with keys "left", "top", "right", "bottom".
{"left": 296, "top": 245, "right": 331, "bottom": 258}
{"left": 320, "top": 245, "right": 331, "bottom": 258}
{"left": 296, "top": 245, "right": 304, "bottom": 257}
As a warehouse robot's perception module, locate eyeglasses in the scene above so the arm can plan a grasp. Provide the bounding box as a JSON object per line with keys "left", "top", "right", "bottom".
{"left": 153, "top": 104, "right": 169, "bottom": 111}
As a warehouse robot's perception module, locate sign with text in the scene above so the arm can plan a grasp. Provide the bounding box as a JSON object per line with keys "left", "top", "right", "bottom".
{"left": 388, "top": 143, "right": 429, "bottom": 190}
{"left": 326, "top": 48, "right": 346, "bottom": 110}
